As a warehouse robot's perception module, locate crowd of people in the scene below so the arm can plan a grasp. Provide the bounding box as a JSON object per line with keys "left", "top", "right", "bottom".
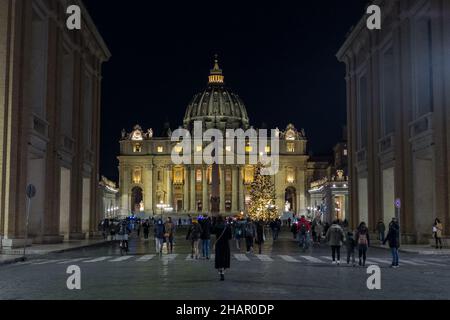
{"left": 98, "top": 214, "right": 445, "bottom": 279}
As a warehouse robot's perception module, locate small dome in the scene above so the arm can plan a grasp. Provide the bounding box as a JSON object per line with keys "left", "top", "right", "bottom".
{"left": 183, "top": 58, "right": 250, "bottom": 130}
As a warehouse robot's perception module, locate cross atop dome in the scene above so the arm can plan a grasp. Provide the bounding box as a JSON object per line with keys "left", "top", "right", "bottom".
{"left": 208, "top": 54, "right": 224, "bottom": 84}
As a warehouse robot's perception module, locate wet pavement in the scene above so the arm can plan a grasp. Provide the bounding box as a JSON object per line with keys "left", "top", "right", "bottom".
{"left": 1, "top": 231, "right": 450, "bottom": 300}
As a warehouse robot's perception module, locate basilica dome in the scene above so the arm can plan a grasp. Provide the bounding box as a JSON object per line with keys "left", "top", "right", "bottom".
{"left": 183, "top": 59, "right": 250, "bottom": 130}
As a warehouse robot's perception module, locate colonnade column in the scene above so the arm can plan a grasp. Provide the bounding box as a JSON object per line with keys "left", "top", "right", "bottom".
{"left": 166, "top": 166, "right": 173, "bottom": 207}
{"left": 183, "top": 167, "right": 189, "bottom": 212}
{"left": 190, "top": 166, "right": 196, "bottom": 212}
{"left": 238, "top": 166, "right": 245, "bottom": 212}
{"left": 220, "top": 166, "right": 226, "bottom": 213}
{"left": 231, "top": 167, "right": 238, "bottom": 212}
{"left": 144, "top": 164, "right": 153, "bottom": 214}
{"left": 202, "top": 166, "right": 208, "bottom": 212}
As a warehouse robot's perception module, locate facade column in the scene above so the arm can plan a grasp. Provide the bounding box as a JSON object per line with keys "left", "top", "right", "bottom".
{"left": 238, "top": 166, "right": 245, "bottom": 212}
{"left": 120, "top": 165, "right": 130, "bottom": 215}
{"left": 144, "top": 164, "right": 153, "bottom": 215}
{"left": 166, "top": 166, "right": 173, "bottom": 207}
{"left": 183, "top": 167, "right": 189, "bottom": 212}
{"left": 231, "top": 167, "right": 238, "bottom": 212}
{"left": 220, "top": 166, "right": 226, "bottom": 213}
{"left": 202, "top": 167, "right": 208, "bottom": 212}
{"left": 190, "top": 167, "right": 196, "bottom": 212}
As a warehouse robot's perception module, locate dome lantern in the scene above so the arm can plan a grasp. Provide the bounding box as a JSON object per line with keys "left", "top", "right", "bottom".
{"left": 183, "top": 57, "right": 250, "bottom": 131}
{"left": 208, "top": 55, "right": 224, "bottom": 85}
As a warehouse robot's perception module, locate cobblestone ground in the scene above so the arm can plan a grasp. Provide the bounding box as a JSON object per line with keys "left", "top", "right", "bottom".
{"left": 1, "top": 230, "right": 450, "bottom": 300}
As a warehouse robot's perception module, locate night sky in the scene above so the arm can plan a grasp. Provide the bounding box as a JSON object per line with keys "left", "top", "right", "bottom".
{"left": 84, "top": 0, "right": 368, "bottom": 182}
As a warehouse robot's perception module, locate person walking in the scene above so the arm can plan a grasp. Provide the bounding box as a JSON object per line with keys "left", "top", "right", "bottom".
{"left": 136, "top": 220, "right": 142, "bottom": 238}
{"left": 291, "top": 221, "right": 298, "bottom": 240}
{"left": 164, "top": 217, "right": 175, "bottom": 254}
{"left": 376, "top": 220, "right": 386, "bottom": 243}
{"left": 186, "top": 218, "right": 202, "bottom": 259}
{"left": 355, "top": 222, "right": 370, "bottom": 267}
{"left": 255, "top": 220, "right": 265, "bottom": 254}
{"left": 270, "top": 220, "right": 277, "bottom": 241}
{"left": 200, "top": 215, "right": 212, "bottom": 259}
{"left": 345, "top": 231, "right": 356, "bottom": 267}
{"left": 325, "top": 220, "right": 345, "bottom": 265}
{"left": 288, "top": 217, "right": 292, "bottom": 228}
{"left": 143, "top": 220, "right": 150, "bottom": 240}
{"left": 212, "top": 216, "right": 232, "bottom": 281}
{"left": 297, "top": 216, "right": 311, "bottom": 250}
{"left": 154, "top": 219, "right": 165, "bottom": 254}
{"left": 234, "top": 219, "right": 244, "bottom": 251}
{"left": 433, "top": 218, "right": 443, "bottom": 249}
{"left": 244, "top": 218, "right": 257, "bottom": 254}
{"left": 313, "top": 220, "right": 324, "bottom": 247}
{"left": 383, "top": 217, "right": 400, "bottom": 268}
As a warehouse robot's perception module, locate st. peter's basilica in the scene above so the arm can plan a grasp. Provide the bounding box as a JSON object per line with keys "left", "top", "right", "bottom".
{"left": 118, "top": 60, "right": 335, "bottom": 219}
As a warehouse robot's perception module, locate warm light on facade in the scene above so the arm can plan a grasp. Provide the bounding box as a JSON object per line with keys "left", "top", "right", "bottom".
{"left": 133, "top": 144, "right": 142, "bottom": 153}
{"left": 208, "top": 75, "right": 224, "bottom": 83}
{"left": 157, "top": 146, "right": 164, "bottom": 153}
{"left": 265, "top": 146, "right": 271, "bottom": 153}
{"left": 174, "top": 145, "right": 183, "bottom": 153}
{"left": 196, "top": 146, "right": 203, "bottom": 152}
{"left": 287, "top": 142, "right": 295, "bottom": 153}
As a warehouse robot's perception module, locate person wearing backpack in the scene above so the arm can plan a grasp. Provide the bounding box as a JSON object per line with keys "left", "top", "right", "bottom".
{"left": 186, "top": 218, "right": 203, "bottom": 259}
{"left": 297, "top": 216, "right": 311, "bottom": 249}
{"left": 244, "top": 218, "right": 256, "bottom": 254}
{"left": 325, "top": 220, "right": 345, "bottom": 265}
{"left": 355, "top": 222, "right": 370, "bottom": 267}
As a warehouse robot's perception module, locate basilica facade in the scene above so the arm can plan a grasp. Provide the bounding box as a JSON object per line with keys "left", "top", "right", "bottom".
{"left": 118, "top": 61, "right": 328, "bottom": 218}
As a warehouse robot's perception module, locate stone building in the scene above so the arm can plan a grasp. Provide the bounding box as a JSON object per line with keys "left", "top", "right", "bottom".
{"left": 0, "top": 0, "right": 110, "bottom": 247}
{"left": 337, "top": 0, "right": 450, "bottom": 243}
{"left": 118, "top": 60, "right": 325, "bottom": 219}
{"left": 309, "top": 138, "right": 349, "bottom": 224}
{"left": 98, "top": 176, "right": 119, "bottom": 220}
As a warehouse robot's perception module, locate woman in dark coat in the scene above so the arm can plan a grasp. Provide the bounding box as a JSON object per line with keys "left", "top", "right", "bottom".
{"left": 255, "top": 221, "right": 265, "bottom": 254}
{"left": 212, "top": 216, "right": 232, "bottom": 281}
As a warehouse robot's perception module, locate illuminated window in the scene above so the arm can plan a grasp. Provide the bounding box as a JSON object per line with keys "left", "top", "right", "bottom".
{"left": 245, "top": 142, "right": 253, "bottom": 153}
{"left": 286, "top": 167, "right": 295, "bottom": 184}
{"left": 265, "top": 146, "right": 271, "bottom": 153}
{"left": 225, "top": 169, "right": 232, "bottom": 183}
{"left": 196, "top": 169, "right": 202, "bottom": 182}
{"left": 174, "top": 145, "right": 183, "bottom": 153}
{"left": 157, "top": 146, "right": 164, "bottom": 153}
{"left": 226, "top": 146, "right": 232, "bottom": 152}
{"left": 343, "top": 149, "right": 348, "bottom": 156}
{"left": 244, "top": 167, "right": 254, "bottom": 184}
{"left": 173, "top": 167, "right": 183, "bottom": 184}
{"left": 196, "top": 146, "right": 203, "bottom": 153}
{"left": 132, "top": 167, "right": 142, "bottom": 184}
{"left": 287, "top": 143, "right": 295, "bottom": 153}
{"left": 133, "top": 144, "right": 142, "bottom": 153}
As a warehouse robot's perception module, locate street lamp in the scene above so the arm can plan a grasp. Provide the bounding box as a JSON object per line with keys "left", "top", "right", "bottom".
{"left": 157, "top": 201, "right": 169, "bottom": 220}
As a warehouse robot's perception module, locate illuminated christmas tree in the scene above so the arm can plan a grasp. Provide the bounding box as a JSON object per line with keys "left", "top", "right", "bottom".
{"left": 247, "top": 163, "right": 279, "bottom": 222}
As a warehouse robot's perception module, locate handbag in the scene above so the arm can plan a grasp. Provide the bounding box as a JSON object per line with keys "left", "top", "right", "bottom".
{"left": 213, "top": 226, "right": 228, "bottom": 251}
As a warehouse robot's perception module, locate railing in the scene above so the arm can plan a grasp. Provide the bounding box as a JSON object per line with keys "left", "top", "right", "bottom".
{"left": 32, "top": 114, "right": 49, "bottom": 138}
{"left": 378, "top": 133, "right": 395, "bottom": 153}
{"left": 356, "top": 148, "right": 367, "bottom": 163}
{"left": 60, "top": 134, "right": 74, "bottom": 153}
{"left": 409, "top": 112, "right": 433, "bottom": 139}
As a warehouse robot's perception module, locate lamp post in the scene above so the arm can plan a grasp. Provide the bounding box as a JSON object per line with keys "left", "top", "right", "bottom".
{"left": 157, "top": 201, "right": 169, "bottom": 220}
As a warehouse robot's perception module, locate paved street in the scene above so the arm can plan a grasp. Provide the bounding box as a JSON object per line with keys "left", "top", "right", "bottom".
{"left": 1, "top": 230, "right": 450, "bottom": 300}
